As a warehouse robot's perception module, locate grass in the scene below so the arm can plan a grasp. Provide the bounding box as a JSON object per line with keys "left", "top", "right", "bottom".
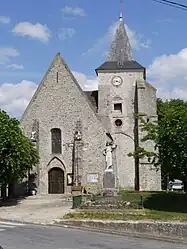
{"left": 119, "top": 190, "right": 187, "bottom": 213}
{"left": 86, "top": 190, "right": 187, "bottom": 212}
{"left": 64, "top": 209, "right": 187, "bottom": 222}
{"left": 64, "top": 190, "right": 187, "bottom": 222}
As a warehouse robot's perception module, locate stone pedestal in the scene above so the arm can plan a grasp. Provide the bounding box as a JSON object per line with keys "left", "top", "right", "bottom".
{"left": 102, "top": 170, "right": 117, "bottom": 196}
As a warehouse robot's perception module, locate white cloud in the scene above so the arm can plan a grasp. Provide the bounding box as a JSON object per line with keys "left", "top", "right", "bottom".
{"left": 157, "top": 87, "right": 187, "bottom": 101}
{"left": 73, "top": 71, "right": 98, "bottom": 90}
{"left": 61, "top": 6, "right": 86, "bottom": 17}
{"left": 58, "top": 28, "right": 76, "bottom": 41}
{"left": 0, "top": 16, "right": 11, "bottom": 24}
{"left": 0, "top": 48, "right": 19, "bottom": 64}
{"left": 0, "top": 71, "right": 98, "bottom": 118}
{"left": 12, "top": 22, "right": 51, "bottom": 43}
{"left": 125, "top": 25, "right": 151, "bottom": 50}
{"left": 0, "top": 80, "right": 37, "bottom": 118}
{"left": 6, "top": 64, "right": 24, "bottom": 70}
{"left": 148, "top": 48, "right": 187, "bottom": 100}
{"left": 83, "top": 21, "right": 151, "bottom": 57}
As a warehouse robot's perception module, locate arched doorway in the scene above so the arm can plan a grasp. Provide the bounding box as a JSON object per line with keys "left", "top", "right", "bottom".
{"left": 48, "top": 167, "right": 64, "bottom": 194}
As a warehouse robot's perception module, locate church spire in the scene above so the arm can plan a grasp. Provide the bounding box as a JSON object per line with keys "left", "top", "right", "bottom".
{"left": 107, "top": 0, "right": 133, "bottom": 62}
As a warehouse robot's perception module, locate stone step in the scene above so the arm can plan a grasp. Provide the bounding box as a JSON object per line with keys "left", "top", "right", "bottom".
{"left": 18, "top": 194, "right": 72, "bottom": 206}
{"left": 26, "top": 194, "right": 71, "bottom": 199}
{"left": 22, "top": 200, "right": 73, "bottom": 204}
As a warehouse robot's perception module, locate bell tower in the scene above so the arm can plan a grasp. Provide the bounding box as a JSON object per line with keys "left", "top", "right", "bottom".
{"left": 96, "top": 2, "right": 146, "bottom": 189}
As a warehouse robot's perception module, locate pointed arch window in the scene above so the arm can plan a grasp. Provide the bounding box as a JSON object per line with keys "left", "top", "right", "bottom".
{"left": 51, "top": 128, "right": 62, "bottom": 154}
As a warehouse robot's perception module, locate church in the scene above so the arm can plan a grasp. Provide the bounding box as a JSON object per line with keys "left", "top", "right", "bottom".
{"left": 20, "top": 11, "right": 161, "bottom": 195}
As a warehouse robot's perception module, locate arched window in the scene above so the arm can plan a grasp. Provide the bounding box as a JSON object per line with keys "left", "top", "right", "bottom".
{"left": 51, "top": 128, "right": 62, "bottom": 154}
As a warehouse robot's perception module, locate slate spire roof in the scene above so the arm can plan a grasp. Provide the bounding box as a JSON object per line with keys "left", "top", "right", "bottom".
{"left": 96, "top": 3, "right": 145, "bottom": 74}
{"left": 107, "top": 10, "right": 132, "bottom": 62}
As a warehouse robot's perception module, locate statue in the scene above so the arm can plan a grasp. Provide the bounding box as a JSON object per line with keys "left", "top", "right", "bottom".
{"left": 30, "top": 119, "right": 39, "bottom": 142}
{"left": 103, "top": 142, "right": 117, "bottom": 172}
{"left": 30, "top": 131, "right": 37, "bottom": 142}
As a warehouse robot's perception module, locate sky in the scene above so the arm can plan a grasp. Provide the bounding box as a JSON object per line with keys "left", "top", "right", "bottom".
{"left": 0, "top": 0, "right": 187, "bottom": 118}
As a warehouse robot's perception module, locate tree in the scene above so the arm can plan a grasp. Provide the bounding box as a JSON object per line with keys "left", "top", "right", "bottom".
{"left": 158, "top": 99, "right": 187, "bottom": 187}
{"left": 128, "top": 98, "right": 187, "bottom": 190}
{"left": 0, "top": 110, "right": 39, "bottom": 195}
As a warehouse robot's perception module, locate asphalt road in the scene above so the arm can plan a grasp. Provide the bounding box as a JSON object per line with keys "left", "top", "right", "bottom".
{"left": 0, "top": 221, "right": 186, "bottom": 249}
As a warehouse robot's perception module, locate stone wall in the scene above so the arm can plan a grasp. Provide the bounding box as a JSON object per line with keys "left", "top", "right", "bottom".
{"left": 137, "top": 80, "right": 161, "bottom": 191}
{"left": 60, "top": 220, "right": 187, "bottom": 244}
{"left": 21, "top": 53, "right": 106, "bottom": 195}
{"left": 98, "top": 71, "right": 144, "bottom": 189}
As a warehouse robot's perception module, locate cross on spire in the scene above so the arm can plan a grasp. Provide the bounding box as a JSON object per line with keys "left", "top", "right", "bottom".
{"left": 120, "top": 0, "right": 123, "bottom": 21}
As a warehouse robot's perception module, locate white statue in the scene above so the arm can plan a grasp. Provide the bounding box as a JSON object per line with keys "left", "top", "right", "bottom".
{"left": 30, "top": 131, "right": 37, "bottom": 142}
{"left": 103, "top": 143, "right": 115, "bottom": 172}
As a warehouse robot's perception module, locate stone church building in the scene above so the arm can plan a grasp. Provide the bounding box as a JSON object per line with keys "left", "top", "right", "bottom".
{"left": 20, "top": 13, "right": 161, "bottom": 195}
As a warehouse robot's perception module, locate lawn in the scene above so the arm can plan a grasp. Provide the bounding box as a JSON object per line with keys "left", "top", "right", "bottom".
{"left": 64, "top": 190, "right": 187, "bottom": 222}
{"left": 64, "top": 209, "right": 187, "bottom": 222}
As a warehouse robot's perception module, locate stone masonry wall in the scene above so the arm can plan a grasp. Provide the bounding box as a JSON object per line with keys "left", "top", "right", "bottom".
{"left": 137, "top": 80, "right": 161, "bottom": 191}
{"left": 21, "top": 54, "right": 106, "bottom": 195}
{"left": 98, "top": 71, "right": 145, "bottom": 189}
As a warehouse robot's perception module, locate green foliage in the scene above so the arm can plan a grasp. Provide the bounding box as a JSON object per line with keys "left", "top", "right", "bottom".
{"left": 128, "top": 115, "right": 159, "bottom": 164}
{"left": 0, "top": 110, "right": 39, "bottom": 185}
{"left": 128, "top": 98, "right": 187, "bottom": 182}
{"left": 157, "top": 99, "right": 187, "bottom": 181}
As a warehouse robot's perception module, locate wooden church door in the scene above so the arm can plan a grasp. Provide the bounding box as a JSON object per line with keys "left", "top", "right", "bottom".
{"left": 48, "top": 168, "right": 64, "bottom": 194}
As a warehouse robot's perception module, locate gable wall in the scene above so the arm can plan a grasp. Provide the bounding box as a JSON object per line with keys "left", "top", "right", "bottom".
{"left": 21, "top": 55, "right": 106, "bottom": 194}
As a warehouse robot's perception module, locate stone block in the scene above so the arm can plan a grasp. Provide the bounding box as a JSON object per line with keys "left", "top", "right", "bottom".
{"left": 103, "top": 170, "right": 115, "bottom": 189}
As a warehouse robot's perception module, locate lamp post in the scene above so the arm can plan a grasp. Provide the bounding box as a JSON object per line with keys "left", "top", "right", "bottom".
{"left": 73, "top": 130, "right": 82, "bottom": 187}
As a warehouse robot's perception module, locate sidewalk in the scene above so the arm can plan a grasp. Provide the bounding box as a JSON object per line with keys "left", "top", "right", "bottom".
{"left": 0, "top": 195, "right": 74, "bottom": 225}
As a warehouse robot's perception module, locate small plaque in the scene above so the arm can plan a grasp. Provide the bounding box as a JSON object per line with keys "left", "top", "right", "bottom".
{"left": 67, "top": 173, "right": 73, "bottom": 186}
{"left": 87, "top": 173, "right": 99, "bottom": 183}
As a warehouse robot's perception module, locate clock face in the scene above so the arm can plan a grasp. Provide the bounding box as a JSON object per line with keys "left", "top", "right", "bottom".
{"left": 112, "top": 76, "right": 123, "bottom": 87}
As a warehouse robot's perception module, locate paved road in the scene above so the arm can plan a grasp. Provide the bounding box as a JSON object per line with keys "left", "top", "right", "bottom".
{"left": 0, "top": 221, "right": 186, "bottom": 249}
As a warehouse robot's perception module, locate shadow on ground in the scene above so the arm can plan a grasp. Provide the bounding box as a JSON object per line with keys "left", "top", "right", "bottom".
{"left": 0, "top": 196, "right": 27, "bottom": 207}
{"left": 0, "top": 181, "right": 30, "bottom": 207}
{"left": 143, "top": 191, "right": 187, "bottom": 213}
{"left": 119, "top": 190, "right": 187, "bottom": 213}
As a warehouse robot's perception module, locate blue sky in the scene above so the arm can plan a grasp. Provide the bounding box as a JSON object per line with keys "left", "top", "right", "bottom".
{"left": 0, "top": 0, "right": 187, "bottom": 117}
